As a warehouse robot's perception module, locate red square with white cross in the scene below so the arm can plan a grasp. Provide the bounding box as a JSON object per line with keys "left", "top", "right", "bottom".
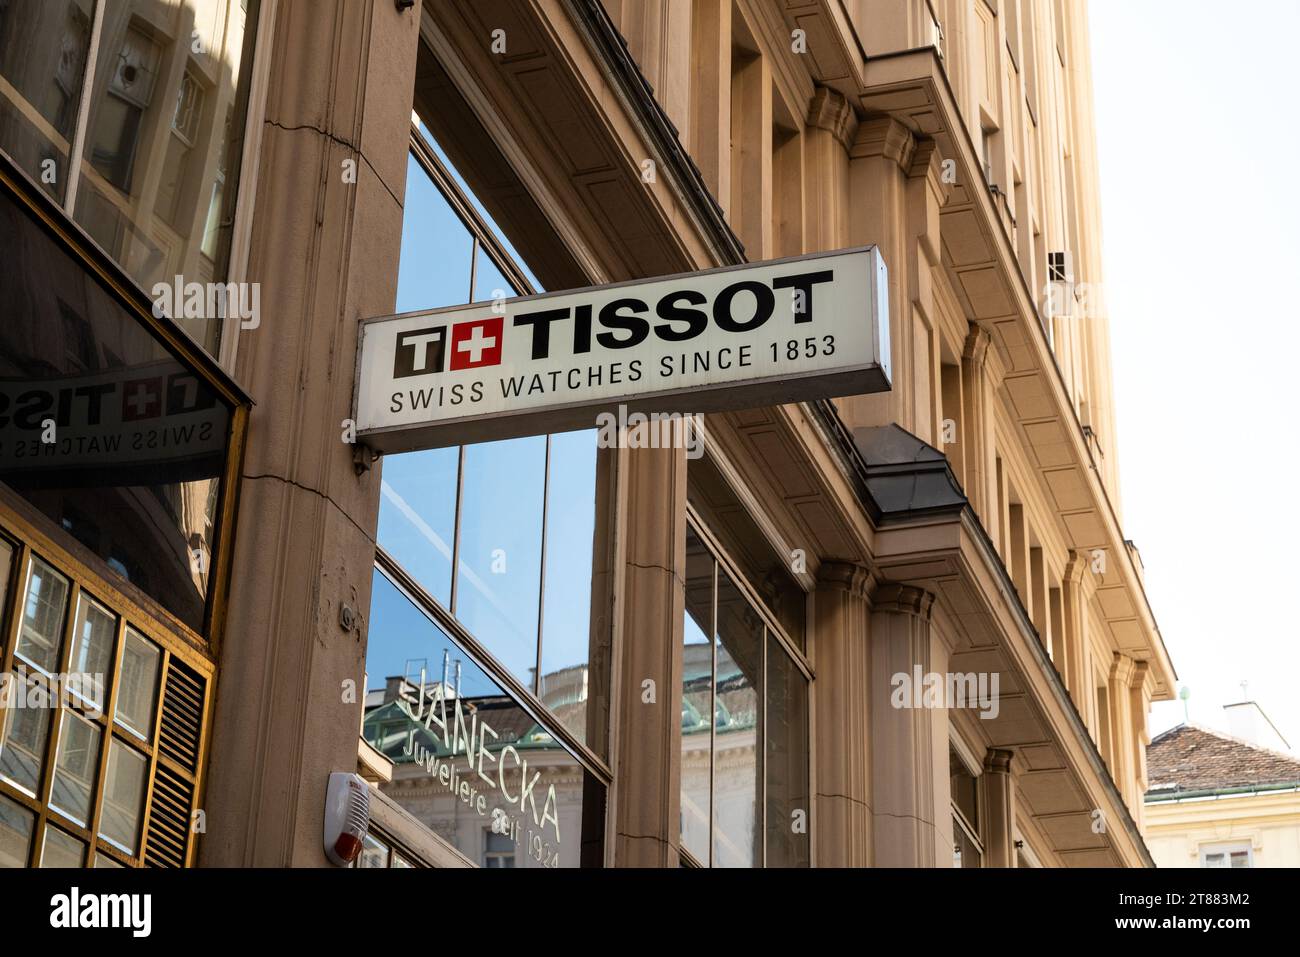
{"left": 449, "top": 317, "right": 504, "bottom": 371}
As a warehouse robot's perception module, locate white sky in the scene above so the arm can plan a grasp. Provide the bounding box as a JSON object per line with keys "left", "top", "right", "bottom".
{"left": 1087, "top": 0, "right": 1300, "bottom": 748}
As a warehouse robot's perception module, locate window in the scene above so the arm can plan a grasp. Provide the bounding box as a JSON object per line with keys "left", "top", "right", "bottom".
{"left": 0, "top": 181, "right": 236, "bottom": 633}
{"left": 1048, "top": 250, "right": 1071, "bottom": 283}
{"left": 0, "top": 0, "right": 263, "bottom": 356}
{"left": 680, "top": 519, "right": 810, "bottom": 868}
{"left": 374, "top": 122, "right": 608, "bottom": 755}
{"left": 0, "top": 793, "right": 35, "bottom": 868}
{"left": 354, "top": 829, "right": 419, "bottom": 869}
{"left": 1201, "top": 843, "right": 1252, "bottom": 868}
{"left": 483, "top": 829, "right": 515, "bottom": 868}
{"left": 950, "top": 748, "right": 982, "bottom": 867}
{"left": 362, "top": 568, "right": 605, "bottom": 869}
{"left": 0, "top": 528, "right": 211, "bottom": 868}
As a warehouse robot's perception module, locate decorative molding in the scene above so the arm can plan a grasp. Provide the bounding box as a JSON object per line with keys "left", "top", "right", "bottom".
{"left": 849, "top": 115, "right": 916, "bottom": 170}
{"left": 816, "top": 560, "right": 874, "bottom": 602}
{"left": 907, "top": 137, "right": 953, "bottom": 204}
{"left": 807, "top": 86, "right": 859, "bottom": 152}
{"left": 870, "top": 582, "right": 935, "bottom": 620}
{"left": 984, "top": 747, "right": 1015, "bottom": 775}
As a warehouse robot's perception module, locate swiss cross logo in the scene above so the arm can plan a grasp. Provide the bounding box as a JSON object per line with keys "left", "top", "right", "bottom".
{"left": 121, "top": 378, "right": 162, "bottom": 421}
{"left": 449, "top": 317, "right": 503, "bottom": 371}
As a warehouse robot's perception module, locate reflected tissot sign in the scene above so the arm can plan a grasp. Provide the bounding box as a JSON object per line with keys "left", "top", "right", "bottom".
{"left": 355, "top": 247, "right": 891, "bottom": 451}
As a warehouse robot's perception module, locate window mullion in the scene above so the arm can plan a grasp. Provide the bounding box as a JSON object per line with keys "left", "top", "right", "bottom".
{"left": 708, "top": 557, "right": 717, "bottom": 869}
{"left": 63, "top": 0, "right": 107, "bottom": 214}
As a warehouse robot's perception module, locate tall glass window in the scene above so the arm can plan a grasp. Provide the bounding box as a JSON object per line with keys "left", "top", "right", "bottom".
{"left": 680, "top": 516, "right": 810, "bottom": 868}
{"left": 364, "top": 120, "right": 609, "bottom": 866}
{"left": 0, "top": 0, "right": 263, "bottom": 356}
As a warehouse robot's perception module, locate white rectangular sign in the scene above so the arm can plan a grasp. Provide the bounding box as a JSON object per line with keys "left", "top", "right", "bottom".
{"left": 354, "top": 246, "right": 890, "bottom": 451}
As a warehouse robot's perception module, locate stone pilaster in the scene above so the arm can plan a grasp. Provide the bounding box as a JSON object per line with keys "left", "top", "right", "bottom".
{"left": 611, "top": 445, "right": 688, "bottom": 866}
{"left": 812, "top": 561, "right": 874, "bottom": 866}
{"left": 869, "top": 582, "right": 940, "bottom": 866}
{"left": 201, "top": 0, "right": 420, "bottom": 866}
{"left": 981, "top": 748, "right": 1016, "bottom": 867}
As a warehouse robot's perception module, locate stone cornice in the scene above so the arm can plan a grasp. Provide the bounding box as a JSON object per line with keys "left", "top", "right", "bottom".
{"left": 807, "top": 86, "right": 859, "bottom": 153}
{"left": 816, "top": 560, "right": 874, "bottom": 602}
{"left": 869, "top": 582, "right": 935, "bottom": 620}
{"left": 907, "top": 137, "right": 953, "bottom": 204}
{"left": 849, "top": 115, "right": 916, "bottom": 170}
{"left": 984, "top": 748, "right": 1015, "bottom": 775}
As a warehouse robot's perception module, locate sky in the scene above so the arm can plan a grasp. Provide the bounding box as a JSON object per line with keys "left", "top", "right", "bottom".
{"left": 1087, "top": 0, "right": 1300, "bottom": 748}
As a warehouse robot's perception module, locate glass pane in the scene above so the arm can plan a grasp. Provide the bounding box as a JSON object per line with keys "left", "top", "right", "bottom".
{"left": 0, "top": 0, "right": 93, "bottom": 201}
{"left": 73, "top": 0, "right": 260, "bottom": 354}
{"left": 39, "top": 826, "right": 85, "bottom": 867}
{"left": 390, "top": 851, "right": 413, "bottom": 869}
{"left": 358, "top": 832, "right": 389, "bottom": 869}
{"left": 16, "top": 557, "right": 70, "bottom": 672}
{"left": 68, "top": 594, "right": 115, "bottom": 711}
{"left": 765, "top": 638, "right": 809, "bottom": 867}
{"left": 712, "top": 569, "right": 761, "bottom": 868}
{"left": 680, "top": 526, "right": 712, "bottom": 865}
{"left": 0, "top": 793, "right": 35, "bottom": 867}
{"left": 363, "top": 569, "right": 599, "bottom": 868}
{"left": 413, "top": 117, "right": 543, "bottom": 293}
{"left": 538, "top": 430, "right": 598, "bottom": 749}
{"left": 0, "top": 677, "right": 52, "bottom": 793}
{"left": 377, "top": 447, "right": 459, "bottom": 609}
{"left": 950, "top": 749, "right": 979, "bottom": 833}
{"left": 472, "top": 245, "right": 516, "bottom": 303}
{"left": 50, "top": 709, "right": 100, "bottom": 825}
{"left": 94, "top": 854, "right": 126, "bottom": 868}
{"left": 688, "top": 454, "right": 806, "bottom": 648}
{"left": 0, "top": 185, "right": 232, "bottom": 632}
{"left": 99, "top": 738, "right": 147, "bottom": 854}
{"left": 115, "top": 627, "right": 161, "bottom": 739}
{"left": 396, "top": 150, "right": 473, "bottom": 312}
{"left": 953, "top": 817, "right": 981, "bottom": 868}
{"left": 455, "top": 436, "right": 546, "bottom": 688}
{"left": 1230, "top": 850, "right": 1251, "bottom": 868}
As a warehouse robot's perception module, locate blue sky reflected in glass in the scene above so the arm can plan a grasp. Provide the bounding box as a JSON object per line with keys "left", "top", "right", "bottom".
{"left": 367, "top": 569, "right": 498, "bottom": 700}
{"left": 455, "top": 435, "right": 547, "bottom": 688}
{"left": 415, "top": 117, "right": 542, "bottom": 292}
{"left": 538, "top": 429, "right": 598, "bottom": 744}
{"left": 378, "top": 447, "right": 459, "bottom": 608}
{"left": 396, "top": 151, "right": 472, "bottom": 313}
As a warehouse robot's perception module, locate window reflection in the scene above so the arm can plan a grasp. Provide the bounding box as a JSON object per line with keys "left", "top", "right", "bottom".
{"left": 713, "top": 569, "right": 760, "bottom": 868}
{"left": 74, "top": 0, "right": 259, "bottom": 354}
{"left": 378, "top": 132, "right": 607, "bottom": 755}
{"left": 538, "top": 429, "right": 598, "bottom": 746}
{"left": 377, "top": 447, "right": 458, "bottom": 608}
{"left": 680, "top": 526, "right": 713, "bottom": 864}
{"left": 396, "top": 150, "right": 473, "bottom": 312}
{"left": 680, "top": 520, "right": 809, "bottom": 867}
{"left": 455, "top": 435, "right": 546, "bottom": 688}
{"left": 0, "top": 1, "right": 261, "bottom": 356}
{"left": 0, "top": 184, "right": 231, "bottom": 633}
{"left": 364, "top": 569, "right": 600, "bottom": 868}
{"left": 0, "top": 0, "right": 93, "bottom": 201}
{"left": 0, "top": 793, "right": 35, "bottom": 867}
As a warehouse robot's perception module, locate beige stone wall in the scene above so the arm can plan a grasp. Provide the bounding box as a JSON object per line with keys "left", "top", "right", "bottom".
{"left": 1146, "top": 792, "right": 1300, "bottom": 869}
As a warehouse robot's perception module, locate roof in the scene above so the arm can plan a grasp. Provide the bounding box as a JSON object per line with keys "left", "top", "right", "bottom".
{"left": 1146, "top": 723, "right": 1300, "bottom": 798}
